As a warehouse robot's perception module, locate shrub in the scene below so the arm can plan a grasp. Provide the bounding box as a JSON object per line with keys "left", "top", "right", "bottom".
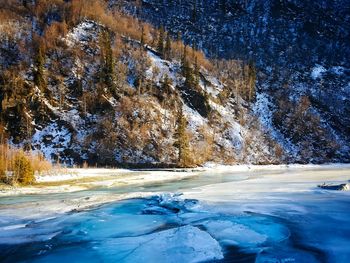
{"left": 0, "top": 145, "right": 9, "bottom": 184}
{"left": 28, "top": 152, "right": 52, "bottom": 174}
{"left": 0, "top": 160, "right": 6, "bottom": 183}
{"left": 13, "top": 153, "right": 35, "bottom": 185}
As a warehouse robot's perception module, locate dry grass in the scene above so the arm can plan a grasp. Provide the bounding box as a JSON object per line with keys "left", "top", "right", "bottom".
{"left": 0, "top": 144, "right": 52, "bottom": 182}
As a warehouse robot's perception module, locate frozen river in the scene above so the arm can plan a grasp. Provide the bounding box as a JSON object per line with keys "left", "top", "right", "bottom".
{"left": 0, "top": 165, "right": 349, "bottom": 262}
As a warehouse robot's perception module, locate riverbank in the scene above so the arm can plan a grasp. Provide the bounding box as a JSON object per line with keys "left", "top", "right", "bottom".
{"left": 1, "top": 164, "right": 350, "bottom": 197}
{"left": 0, "top": 168, "right": 205, "bottom": 197}
{"left": 0, "top": 164, "right": 348, "bottom": 222}
{"left": 0, "top": 168, "right": 206, "bottom": 221}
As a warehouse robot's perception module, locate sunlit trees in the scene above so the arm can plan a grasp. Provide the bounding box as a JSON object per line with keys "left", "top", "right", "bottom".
{"left": 13, "top": 153, "right": 35, "bottom": 185}
{"left": 0, "top": 144, "right": 50, "bottom": 185}
{"left": 246, "top": 61, "right": 256, "bottom": 102}
{"left": 157, "top": 26, "right": 165, "bottom": 56}
{"left": 162, "top": 74, "right": 173, "bottom": 95}
{"left": 174, "top": 108, "right": 191, "bottom": 167}
{"left": 164, "top": 32, "right": 172, "bottom": 60}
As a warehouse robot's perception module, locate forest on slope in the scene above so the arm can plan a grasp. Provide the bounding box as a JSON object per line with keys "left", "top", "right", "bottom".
{"left": 121, "top": 0, "right": 350, "bottom": 163}
{"left": 0, "top": 0, "right": 347, "bottom": 167}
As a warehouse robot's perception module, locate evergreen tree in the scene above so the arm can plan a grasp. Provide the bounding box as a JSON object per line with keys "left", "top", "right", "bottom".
{"left": 157, "top": 26, "right": 165, "bottom": 56}
{"left": 181, "top": 45, "right": 188, "bottom": 77}
{"left": 219, "top": 0, "right": 227, "bottom": 13}
{"left": 164, "top": 32, "right": 171, "bottom": 60}
{"left": 177, "top": 31, "right": 182, "bottom": 41}
{"left": 247, "top": 61, "right": 256, "bottom": 101}
{"left": 33, "top": 45, "right": 46, "bottom": 92}
{"left": 193, "top": 56, "right": 200, "bottom": 88}
{"left": 161, "top": 74, "right": 173, "bottom": 109}
{"left": 192, "top": 42, "right": 198, "bottom": 58}
{"left": 140, "top": 26, "right": 145, "bottom": 47}
{"left": 162, "top": 74, "right": 172, "bottom": 95}
{"left": 181, "top": 47, "right": 198, "bottom": 91}
{"left": 100, "top": 30, "right": 116, "bottom": 95}
{"left": 174, "top": 107, "right": 191, "bottom": 167}
{"left": 192, "top": 0, "right": 198, "bottom": 22}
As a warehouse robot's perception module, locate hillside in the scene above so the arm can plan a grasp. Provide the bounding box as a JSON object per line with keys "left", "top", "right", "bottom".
{"left": 0, "top": 0, "right": 283, "bottom": 167}
{"left": 121, "top": 0, "right": 350, "bottom": 163}
{"left": 0, "top": 0, "right": 348, "bottom": 167}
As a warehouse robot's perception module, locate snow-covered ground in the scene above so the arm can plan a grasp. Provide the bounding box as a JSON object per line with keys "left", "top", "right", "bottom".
{"left": 35, "top": 168, "right": 132, "bottom": 183}
{"left": 0, "top": 168, "right": 202, "bottom": 198}
{"left": 1, "top": 165, "right": 350, "bottom": 262}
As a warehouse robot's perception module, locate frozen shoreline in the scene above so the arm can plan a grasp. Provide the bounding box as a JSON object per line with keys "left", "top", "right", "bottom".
{"left": 0, "top": 164, "right": 349, "bottom": 223}
{"left": 0, "top": 168, "right": 202, "bottom": 197}
{"left": 0, "top": 169, "right": 202, "bottom": 221}
{"left": 1, "top": 163, "right": 350, "bottom": 197}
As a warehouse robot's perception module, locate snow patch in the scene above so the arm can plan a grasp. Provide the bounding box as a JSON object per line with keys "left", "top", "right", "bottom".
{"left": 311, "top": 65, "right": 327, "bottom": 80}
{"left": 65, "top": 20, "right": 100, "bottom": 48}
{"left": 32, "top": 122, "right": 71, "bottom": 162}
{"left": 183, "top": 104, "right": 207, "bottom": 130}
{"left": 146, "top": 51, "right": 178, "bottom": 85}
{"left": 253, "top": 92, "right": 298, "bottom": 157}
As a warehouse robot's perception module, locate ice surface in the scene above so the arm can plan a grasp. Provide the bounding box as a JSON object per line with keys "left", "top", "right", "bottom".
{"left": 95, "top": 225, "right": 223, "bottom": 263}
{"left": 1, "top": 165, "right": 350, "bottom": 262}
{"left": 199, "top": 215, "right": 290, "bottom": 249}
{"left": 29, "top": 226, "right": 223, "bottom": 263}
{"left": 202, "top": 219, "right": 268, "bottom": 247}
{"left": 255, "top": 247, "right": 321, "bottom": 263}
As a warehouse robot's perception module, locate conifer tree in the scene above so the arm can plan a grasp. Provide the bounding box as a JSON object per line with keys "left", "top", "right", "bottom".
{"left": 193, "top": 56, "right": 200, "bottom": 88}
{"left": 157, "top": 26, "right": 165, "bottom": 56}
{"left": 181, "top": 45, "right": 188, "bottom": 77}
{"left": 181, "top": 47, "right": 197, "bottom": 90}
{"left": 248, "top": 61, "right": 256, "bottom": 101}
{"left": 140, "top": 26, "right": 145, "bottom": 47}
{"left": 192, "top": 0, "right": 198, "bottom": 22}
{"left": 162, "top": 74, "right": 172, "bottom": 95}
{"left": 177, "top": 31, "right": 182, "bottom": 41}
{"left": 164, "top": 32, "right": 171, "bottom": 60}
{"left": 219, "top": 0, "right": 227, "bottom": 13}
{"left": 175, "top": 107, "right": 191, "bottom": 167}
{"left": 33, "top": 45, "right": 46, "bottom": 92}
{"left": 100, "top": 30, "right": 116, "bottom": 96}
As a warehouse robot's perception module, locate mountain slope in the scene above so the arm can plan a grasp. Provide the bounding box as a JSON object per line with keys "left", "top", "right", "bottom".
{"left": 0, "top": 1, "right": 282, "bottom": 167}
{"left": 121, "top": 0, "right": 350, "bottom": 163}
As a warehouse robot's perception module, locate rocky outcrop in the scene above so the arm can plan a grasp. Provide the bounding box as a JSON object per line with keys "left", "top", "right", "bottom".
{"left": 318, "top": 183, "right": 350, "bottom": 191}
